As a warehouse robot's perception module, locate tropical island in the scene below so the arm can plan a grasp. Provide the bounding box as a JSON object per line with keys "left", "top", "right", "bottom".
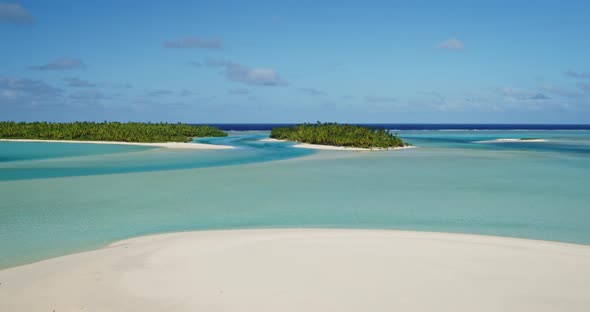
{"left": 269, "top": 122, "right": 408, "bottom": 149}
{"left": 519, "top": 138, "right": 546, "bottom": 141}
{"left": 0, "top": 122, "right": 227, "bottom": 143}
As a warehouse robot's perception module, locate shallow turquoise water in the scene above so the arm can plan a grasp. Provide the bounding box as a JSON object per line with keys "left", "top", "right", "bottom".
{"left": 0, "top": 134, "right": 313, "bottom": 181}
{"left": 1, "top": 131, "right": 589, "bottom": 268}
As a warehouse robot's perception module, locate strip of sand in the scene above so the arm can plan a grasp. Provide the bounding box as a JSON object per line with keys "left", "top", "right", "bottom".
{"left": 0, "top": 139, "right": 234, "bottom": 149}
{"left": 294, "top": 143, "right": 416, "bottom": 151}
{"left": 1, "top": 229, "right": 589, "bottom": 312}
{"left": 260, "top": 138, "right": 415, "bottom": 151}
{"left": 259, "top": 138, "right": 287, "bottom": 142}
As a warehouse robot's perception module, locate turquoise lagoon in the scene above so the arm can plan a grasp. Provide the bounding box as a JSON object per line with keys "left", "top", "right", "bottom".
{"left": 1, "top": 130, "right": 589, "bottom": 268}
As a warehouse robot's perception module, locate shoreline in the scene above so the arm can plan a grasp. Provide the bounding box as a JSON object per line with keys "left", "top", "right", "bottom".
{"left": 1, "top": 229, "right": 589, "bottom": 311}
{"left": 0, "top": 139, "right": 234, "bottom": 149}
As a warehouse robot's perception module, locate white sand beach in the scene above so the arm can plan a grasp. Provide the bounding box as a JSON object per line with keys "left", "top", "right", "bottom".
{"left": 260, "top": 138, "right": 415, "bottom": 151}
{"left": 1, "top": 229, "right": 589, "bottom": 312}
{"left": 259, "top": 138, "right": 287, "bottom": 142}
{"left": 0, "top": 139, "right": 234, "bottom": 149}
{"left": 294, "top": 143, "right": 416, "bottom": 151}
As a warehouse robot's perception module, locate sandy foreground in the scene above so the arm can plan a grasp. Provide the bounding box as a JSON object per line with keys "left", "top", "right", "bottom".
{"left": 0, "top": 139, "right": 234, "bottom": 149}
{"left": 1, "top": 229, "right": 589, "bottom": 312}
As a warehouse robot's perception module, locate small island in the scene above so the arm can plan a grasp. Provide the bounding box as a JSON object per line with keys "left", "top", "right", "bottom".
{"left": 519, "top": 138, "right": 545, "bottom": 141}
{"left": 270, "top": 122, "right": 408, "bottom": 149}
{"left": 0, "top": 122, "right": 227, "bottom": 143}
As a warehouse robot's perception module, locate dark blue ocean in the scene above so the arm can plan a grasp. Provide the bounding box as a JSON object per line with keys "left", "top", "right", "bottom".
{"left": 206, "top": 123, "right": 590, "bottom": 131}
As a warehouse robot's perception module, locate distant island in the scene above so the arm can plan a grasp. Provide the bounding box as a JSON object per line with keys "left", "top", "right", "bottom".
{"left": 519, "top": 138, "right": 542, "bottom": 141}
{"left": 270, "top": 122, "right": 407, "bottom": 149}
{"left": 0, "top": 122, "right": 227, "bottom": 143}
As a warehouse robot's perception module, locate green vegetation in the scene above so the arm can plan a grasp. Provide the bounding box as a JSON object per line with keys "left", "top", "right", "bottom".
{"left": 270, "top": 122, "right": 406, "bottom": 148}
{"left": 520, "top": 138, "right": 540, "bottom": 141}
{"left": 0, "top": 122, "right": 227, "bottom": 143}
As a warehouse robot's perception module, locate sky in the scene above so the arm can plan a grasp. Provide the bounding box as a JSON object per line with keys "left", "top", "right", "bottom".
{"left": 1, "top": 0, "right": 589, "bottom": 123}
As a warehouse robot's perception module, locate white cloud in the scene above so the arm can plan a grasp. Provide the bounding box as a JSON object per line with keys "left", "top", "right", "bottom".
{"left": 30, "top": 57, "right": 85, "bottom": 70}
{"left": 207, "top": 59, "right": 287, "bottom": 86}
{"left": 0, "top": 77, "right": 63, "bottom": 107}
{"left": 0, "top": 3, "right": 32, "bottom": 24}
{"left": 164, "top": 37, "right": 222, "bottom": 49}
{"left": 365, "top": 95, "right": 396, "bottom": 103}
{"left": 64, "top": 77, "right": 95, "bottom": 87}
{"left": 529, "top": 93, "right": 551, "bottom": 100}
{"left": 299, "top": 88, "right": 325, "bottom": 96}
{"left": 179, "top": 90, "right": 197, "bottom": 96}
{"left": 564, "top": 69, "right": 590, "bottom": 79}
{"left": 438, "top": 38, "right": 464, "bottom": 51}
{"left": 146, "top": 89, "right": 174, "bottom": 97}
{"left": 540, "top": 85, "right": 584, "bottom": 99}
{"left": 497, "top": 87, "right": 551, "bottom": 101}
{"left": 69, "top": 90, "right": 105, "bottom": 100}
{"left": 228, "top": 88, "right": 250, "bottom": 95}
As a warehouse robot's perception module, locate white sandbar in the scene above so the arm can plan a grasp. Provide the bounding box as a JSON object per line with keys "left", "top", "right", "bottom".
{"left": 0, "top": 139, "right": 234, "bottom": 149}
{"left": 260, "top": 138, "right": 415, "bottom": 151}
{"left": 260, "top": 138, "right": 414, "bottom": 150}
{"left": 1, "top": 229, "right": 589, "bottom": 312}
{"left": 294, "top": 143, "right": 416, "bottom": 151}
{"left": 259, "top": 138, "right": 287, "bottom": 142}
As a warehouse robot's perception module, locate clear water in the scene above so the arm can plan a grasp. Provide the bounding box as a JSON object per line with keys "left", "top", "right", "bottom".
{"left": 1, "top": 130, "right": 589, "bottom": 269}
{"left": 0, "top": 134, "right": 313, "bottom": 181}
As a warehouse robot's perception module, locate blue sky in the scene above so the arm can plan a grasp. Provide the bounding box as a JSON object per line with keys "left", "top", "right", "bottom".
{"left": 1, "top": 0, "right": 589, "bottom": 123}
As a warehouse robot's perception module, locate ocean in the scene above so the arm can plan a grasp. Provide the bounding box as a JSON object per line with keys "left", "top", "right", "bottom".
{"left": 1, "top": 124, "right": 589, "bottom": 269}
{"left": 208, "top": 123, "right": 590, "bottom": 131}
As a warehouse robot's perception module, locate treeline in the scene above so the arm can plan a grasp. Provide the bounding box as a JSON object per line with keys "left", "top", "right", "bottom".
{"left": 270, "top": 122, "right": 405, "bottom": 148}
{"left": 0, "top": 122, "right": 227, "bottom": 143}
